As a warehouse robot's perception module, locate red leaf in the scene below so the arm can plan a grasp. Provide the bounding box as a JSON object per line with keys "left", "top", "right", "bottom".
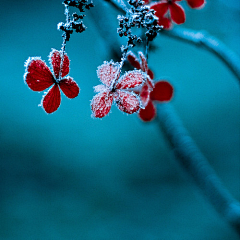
{"left": 50, "top": 49, "right": 69, "bottom": 79}
{"left": 138, "top": 52, "right": 148, "bottom": 72}
{"left": 61, "top": 54, "right": 70, "bottom": 78}
{"left": 140, "top": 83, "right": 151, "bottom": 107}
{"left": 127, "top": 51, "right": 141, "bottom": 69}
{"left": 157, "top": 16, "right": 172, "bottom": 29}
{"left": 114, "top": 90, "right": 140, "bottom": 114}
{"left": 147, "top": 69, "right": 154, "bottom": 80}
{"left": 24, "top": 58, "right": 54, "bottom": 91}
{"left": 59, "top": 77, "right": 80, "bottom": 99}
{"left": 187, "top": 0, "right": 205, "bottom": 8}
{"left": 169, "top": 3, "right": 186, "bottom": 24}
{"left": 116, "top": 70, "right": 145, "bottom": 89}
{"left": 97, "top": 61, "right": 119, "bottom": 88}
{"left": 150, "top": 2, "right": 169, "bottom": 18}
{"left": 91, "top": 91, "right": 113, "bottom": 118}
{"left": 150, "top": 81, "right": 173, "bottom": 102}
{"left": 42, "top": 84, "right": 61, "bottom": 114}
{"left": 139, "top": 100, "right": 156, "bottom": 122}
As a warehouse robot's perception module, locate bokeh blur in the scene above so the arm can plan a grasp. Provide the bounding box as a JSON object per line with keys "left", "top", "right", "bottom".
{"left": 0, "top": 0, "right": 239, "bottom": 239}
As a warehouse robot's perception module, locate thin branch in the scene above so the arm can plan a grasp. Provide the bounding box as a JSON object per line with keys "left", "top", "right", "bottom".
{"left": 156, "top": 103, "right": 240, "bottom": 235}
{"left": 161, "top": 28, "right": 240, "bottom": 82}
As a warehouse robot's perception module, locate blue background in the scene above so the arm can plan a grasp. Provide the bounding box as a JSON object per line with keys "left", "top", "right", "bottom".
{"left": 0, "top": 0, "right": 239, "bottom": 239}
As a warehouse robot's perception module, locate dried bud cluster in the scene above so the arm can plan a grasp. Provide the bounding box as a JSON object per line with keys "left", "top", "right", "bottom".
{"left": 58, "top": 0, "right": 94, "bottom": 41}
{"left": 63, "top": 0, "right": 94, "bottom": 12}
{"left": 117, "top": 0, "right": 162, "bottom": 52}
{"left": 58, "top": 20, "right": 86, "bottom": 41}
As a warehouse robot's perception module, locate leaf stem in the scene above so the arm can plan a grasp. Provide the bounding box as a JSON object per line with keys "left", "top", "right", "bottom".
{"left": 59, "top": 4, "right": 69, "bottom": 80}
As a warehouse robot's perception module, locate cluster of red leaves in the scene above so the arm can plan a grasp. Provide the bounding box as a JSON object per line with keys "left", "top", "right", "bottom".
{"left": 127, "top": 51, "right": 173, "bottom": 121}
{"left": 24, "top": 49, "right": 173, "bottom": 121}
{"left": 149, "top": 0, "right": 206, "bottom": 29}
{"left": 24, "top": 49, "right": 80, "bottom": 114}
{"left": 91, "top": 61, "right": 147, "bottom": 118}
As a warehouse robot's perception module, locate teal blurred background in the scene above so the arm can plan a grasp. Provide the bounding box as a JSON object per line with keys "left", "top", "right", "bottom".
{"left": 0, "top": 0, "right": 239, "bottom": 239}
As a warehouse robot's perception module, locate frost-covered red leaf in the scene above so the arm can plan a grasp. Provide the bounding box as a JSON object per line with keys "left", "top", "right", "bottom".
{"left": 140, "top": 83, "right": 151, "bottom": 107}
{"left": 91, "top": 91, "right": 113, "bottom": 118}
{"left": 126, "top": 52, "right": 174, "bottom": 122}
{"left": 92, "top": 60, "right": 145, "bottom": 118}
{"left": 127, "top": 51, "right": 141, "bottom": 69}
{"left": 127, "top": 51, "right": 154, "bottom": 82}
{"left": 94, "top": 84, "right": 108, "bottom": 93}
{"left": 147, "top": 69, "right": 154, "bottom": 80}
{"left": 24, "top": 50, "right": 79, "bottom": 114}
{"left": 114, "top": 90, "right": 140, "bottom": 114}
{"left": 50, "top": 49, "right": 70, "bottom": 78}
{"left": 59, "top": 77, "right": 80, "bottom": 98}
{"left": 97, "top": 61, "right": 119, "bottom": 88}
{"left": 138, "top": 52, "right": 148, "bottom": 73}
{"left": 116, "top": 70, "right": 145, "bottom": 89}
{"left": 42, "top": 84, "right": 61, "bottom": 114}
{"left": 24, "top": 58, "right": 54, "bottom": 91}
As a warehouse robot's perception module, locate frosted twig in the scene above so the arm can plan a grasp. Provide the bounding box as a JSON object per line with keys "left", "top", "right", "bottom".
{"left": 59, "top": 4, "right": 69, "bottom": 80}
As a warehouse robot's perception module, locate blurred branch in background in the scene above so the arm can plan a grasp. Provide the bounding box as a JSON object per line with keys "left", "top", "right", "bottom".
{"left": 161, "top": 28, "right": 240, "bottom": 82}
{"left": 88, "top": 2, "right": 120, "bottom": 60}
{"left": 156, "top": 104, "right": 240, "bottom": 235}
{"left": 93, "top": 0, "right": 240, "bottom": 235}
